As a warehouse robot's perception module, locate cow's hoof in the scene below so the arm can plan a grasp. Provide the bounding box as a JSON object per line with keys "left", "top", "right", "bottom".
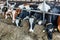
{"left": 12, "top": 21, "right": 15, "bottom": 23}
{"left": 16, "top": 25, "right": 19, "bottom": 27}
{"left": 5, "top": 17, "right": 7, "bottom": 19}
{"left": 54, "top": 28, "right": 57, "bottom": 31}
{"left": 48, "top": 39, "right": 52, "bottom": 40}
{"left": 43, "top": 30, "right": 45, "bottom": 32}
{"left": 20, "top": 25, "right": 23, "bottom": 27}
{"left": 29, "top": 29, "right": 34, "bottom": 33}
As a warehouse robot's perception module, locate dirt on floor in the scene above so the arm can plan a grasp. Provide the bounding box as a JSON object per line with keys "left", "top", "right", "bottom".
{"left": 0, "top": 14, "right": 60, "bottom": 40}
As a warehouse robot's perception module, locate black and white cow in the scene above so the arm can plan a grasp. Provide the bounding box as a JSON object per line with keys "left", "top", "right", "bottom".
{"left": 15, "top": 4, "right": 40, "bottom": 32}
{"left": 28, "top": 12, "right": 43, "bottom": 32}
{"left": 28, "top": 1, "right": 51, "bottom": 32}
{"left": 15, "top": 2, "right": 51, "bottom": 32}
{"left": 15, "top": 9, "right": 29, "bottom": 26}
{"left": 2, "top": 2, "right": 16, "bottom": 19}
{"left": 43, "top": 6, "right": 60, "bottom": 40}
{"left": 15, "top": 4, "right": 31, "bottom": 27}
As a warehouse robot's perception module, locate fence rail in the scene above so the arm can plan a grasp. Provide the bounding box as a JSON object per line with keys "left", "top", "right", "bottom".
{"left": 21, "top": 9, "right": 60, "bottom": 16}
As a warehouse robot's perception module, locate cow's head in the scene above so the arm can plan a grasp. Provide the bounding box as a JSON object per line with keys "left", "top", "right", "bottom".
{"left": 46, "top": 23, "right": 54, "bottom": 32}
{"left": 15, "top": 8, "right": 22, "bottom": 18}
{"left": 12, "top": 8, "right": 22, "bottom": 23}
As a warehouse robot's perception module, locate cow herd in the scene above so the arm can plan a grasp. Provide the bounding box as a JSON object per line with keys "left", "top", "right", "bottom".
{"left": 0, "top": 1, "right": 60, "bottom": 40}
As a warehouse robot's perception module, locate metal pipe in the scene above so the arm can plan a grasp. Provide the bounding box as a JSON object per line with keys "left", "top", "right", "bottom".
{"left": 22, "top": 9, "right": 60, "bottom": 16}
{"left": 43, "top": 0, "right": 46, "bottom": 24}
{"left": 14, "top": 7, "right": 60, "bottom": 16}
{"left": 54, "top": 0, "right": 56, "bottom": 7}
{"left": 7, "top": 0, "right": 8, "bottom": 7}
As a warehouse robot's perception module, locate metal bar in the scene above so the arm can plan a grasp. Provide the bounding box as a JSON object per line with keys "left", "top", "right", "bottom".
{"left": 7, "top": 0, "right": 8, "bottom": 7}
{"left": 21, "top": 9, "right": 60, "bottom": 16}
{"left": 43, "top": 0, "right": 46, "bottom": 24}
{"left": 46, "top": 12, "right": 60, "bottom": 16}
{"left": 14, "top": 7, "right": 60, "bottom": 16}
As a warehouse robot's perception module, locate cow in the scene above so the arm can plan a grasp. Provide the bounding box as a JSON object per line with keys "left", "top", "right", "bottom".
{"left": 15, "top": 3, "right": 40, "bottom": 33}
{"left": 2, "top": 2, "right": 16, "bottom": 19}
{"left": 28, "top": 1, "right": 51, "bottom": 32}
{"left": 57, "top": 16, "right": 60, "bottom": 32}
{"left": 28, "top": 12, "right": 43, "bottom": 32}
{"left": 15, "top": 9, "right": 30, "bottom": 27}
{"left": 57, "top": 7, "right": 60, "bottom": 32}
{"left": 12, "top": 8, "right": 22, "bottom": 23}
{"left": 43, "top": 6, "right": 60, "bottom": 40}
{"left": 15, "top": 3, "right": 31, "bottom": 27}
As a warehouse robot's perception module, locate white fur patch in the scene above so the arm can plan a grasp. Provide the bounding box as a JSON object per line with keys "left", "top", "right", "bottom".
{"left": 15, "top": 19, "right": 19, "bottom": 26}
{"left": 37, "top": 2, "right": 51, "bottom": 12}
{"left": 49, "top": 28, "right": 53, "bottom": 32}
{"left": 12, "top": 20, "right": 15, "bottom": 23}
{"left": 29, "top": 18, "right": 34, "bottom": 32}
{"left": 43, "top": 30, "right": 45, "bottom": 32}
{"left": 12, "top": 10, "right": 16, "bottom": 23}
{"left": 29, "top": 29, "right": 34, "bottom": 32}
{"left": 5, "top": 15, "right": 8, "bottom": 19}
{"left": 24, "top": 5, "right": 31, "bottom": 10}
{"left": 23, "top": 16, "right": 29, "bottom": 20}
{"left": 18, "top": 4, "right": 24, "bottom": 9}
{"left": 6, "top": 9, "right": 12, "bottom": 14}
{"left": 38, "top": 20, "right": 43, "bottom": 25}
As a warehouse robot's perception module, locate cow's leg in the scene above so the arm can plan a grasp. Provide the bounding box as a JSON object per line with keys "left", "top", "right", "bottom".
{"left": 29, "top": 18, "right": 35, "bottom": 32}
{"left": 5, "top": 14, "right": 8, "bottom": 19}
{"left": 15, "top": 19, "right": 19, "bottom": 26}
{"left": 18, "top": 19, "right": 23, "bottom": 27}
{"left": 2, "top": 12, "right": 5, "bottom": 16}
{"left": 12, "top": 20, "right": 15, "bottom": 23}
{"left": 3, "top": 12, "right": 6, "bottom": 18}
{"left": 12, "top": 10, "right": 16, "bottom": 23}
{"left": 10, "top": 12, "right": 12, "bottom": 18}
{"left": 5, "top": 10, "right": 9, "bottom": 19}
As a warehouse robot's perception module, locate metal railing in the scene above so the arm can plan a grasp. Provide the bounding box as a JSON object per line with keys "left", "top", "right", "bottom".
{"left": 21, "top": 9, "right": 60, "bottom": 16}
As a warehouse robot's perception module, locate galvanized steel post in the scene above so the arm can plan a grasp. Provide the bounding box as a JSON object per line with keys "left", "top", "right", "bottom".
{"left": 43, "top": 0, "right": 46, "bottom": 24}
{"left": 7, "top": 0, "right": 8, "bottom": 7}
